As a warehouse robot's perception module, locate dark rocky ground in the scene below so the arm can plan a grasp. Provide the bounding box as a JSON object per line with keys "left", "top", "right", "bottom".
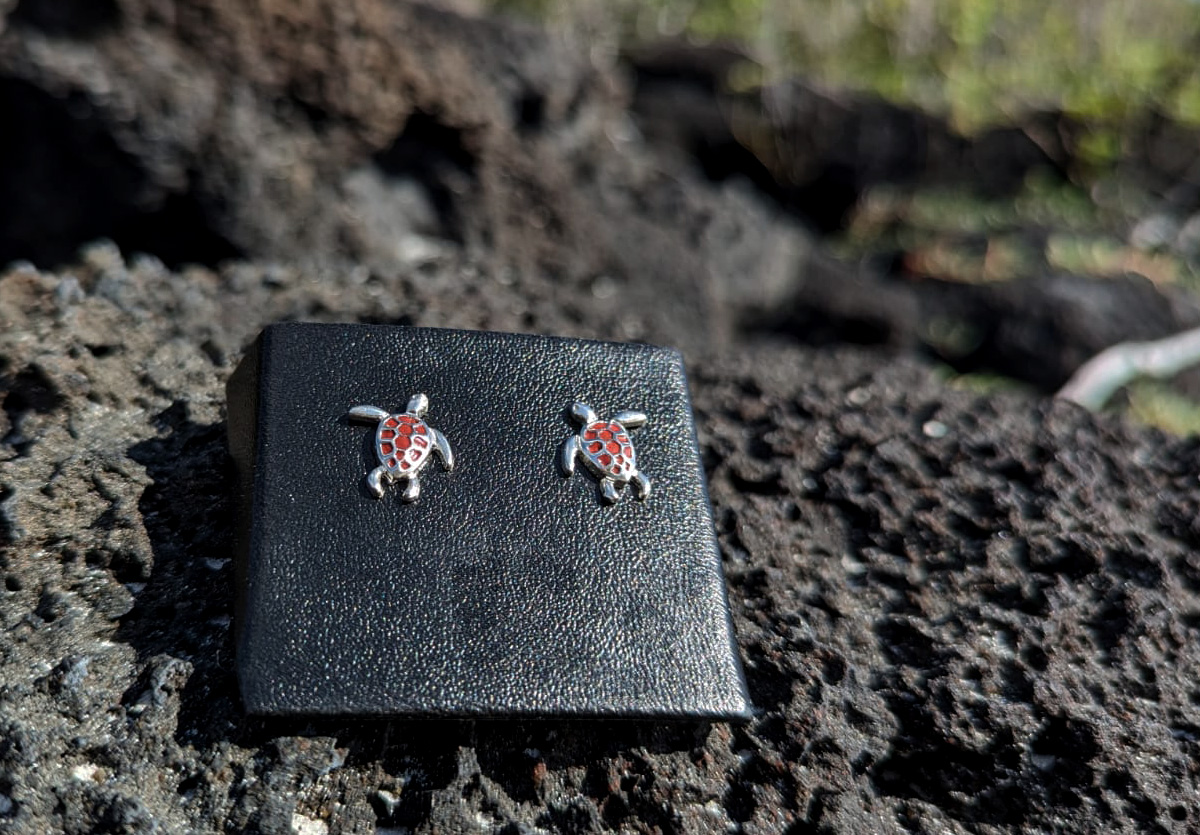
{"left": 3, "top": 1, "right": 1200, "bottom": 833}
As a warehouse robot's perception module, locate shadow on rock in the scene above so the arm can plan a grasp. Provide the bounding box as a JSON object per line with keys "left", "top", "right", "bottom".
{"left": 0, "top": 78, "right": 242, "bottom": 270}
{"left": 122, "top": 401, "right": 241, "bottom": 750}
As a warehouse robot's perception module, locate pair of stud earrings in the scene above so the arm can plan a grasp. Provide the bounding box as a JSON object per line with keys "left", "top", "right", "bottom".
{"left": 348, "top": 394, "right": 651, "bottom": 505}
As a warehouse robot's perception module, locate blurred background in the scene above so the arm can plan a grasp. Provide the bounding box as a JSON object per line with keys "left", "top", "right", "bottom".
{"left": 498, "top": 0, "right": 1200, "bottom": 432}
{"left": 6, "top": 0, "right": 1200, "bottom": 430}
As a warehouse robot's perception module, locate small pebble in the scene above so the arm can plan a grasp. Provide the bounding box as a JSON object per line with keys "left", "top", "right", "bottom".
{"left": 922, "top": 420, "right": 948, "bottom": 439}
{"left": 591, "top": 275, "right": 617, "bottom": 299}
{"left": 1031, "top": 754, "right": 1057, "bottom": 772}
{"left": 71, "top": 763, "right": 100, "bottom": 782}
{"left": 290, "top": 813, "right": 328, "bottom": 835}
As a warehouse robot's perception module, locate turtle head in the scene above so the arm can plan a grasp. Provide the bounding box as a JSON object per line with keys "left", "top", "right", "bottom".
{"left": 569, "top": 402, "right": 598, "bottom": 426}
{"left": 406, "top": 393, "right": 429, "bottom": 417}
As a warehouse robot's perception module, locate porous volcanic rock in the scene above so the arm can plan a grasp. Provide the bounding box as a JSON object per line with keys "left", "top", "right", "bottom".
{"left": 0, "top": 0, "right": 818, "bottom": 356}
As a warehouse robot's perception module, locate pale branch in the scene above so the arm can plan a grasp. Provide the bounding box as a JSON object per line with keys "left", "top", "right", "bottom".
{"left": 1056, "top": 324, "right": 1200, "bottom": 411}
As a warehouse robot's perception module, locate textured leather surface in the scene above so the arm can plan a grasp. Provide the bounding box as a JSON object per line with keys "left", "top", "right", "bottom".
{"left": 226, "top": 323, "right": 752, "bottom": 719}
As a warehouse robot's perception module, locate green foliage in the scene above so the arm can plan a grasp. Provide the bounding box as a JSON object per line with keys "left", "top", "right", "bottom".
{"left": 1127, "top": 380, "right": 1200, "bottom": 436}
{"left": 937, "top": 368, "right": 1034, "bottom": 397}
{"left": 489, "top": 0, "right": 1200, "bottom": 138}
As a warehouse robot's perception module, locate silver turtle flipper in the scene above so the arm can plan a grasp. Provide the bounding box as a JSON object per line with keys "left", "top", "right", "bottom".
{"left": 600, "top": 479, "right": 620, "bottom": 504}
{"left": 349, "top": 405, "right": 390, "bottom": 422}
{"left": 558, "top": 436, "right": 579, "bottom": 476}
{"left": 432, "top": 428, "right": 455, "bottom": 471}
{"left": 612, "top": 410, "right": 647, "bottom": 429}
{"left": 631, "top": 471, "right": 651, "bottom": 500}
{"left": 365, "top": 466, "right": 387, "bottom": 498}
{"left": 401, "top": 477, "right": 420, "bottom": 502}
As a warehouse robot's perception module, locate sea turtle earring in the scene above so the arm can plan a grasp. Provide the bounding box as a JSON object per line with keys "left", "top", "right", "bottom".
{"left": 558, "top": 402, "right": 651, "bottom": 504}
{"left": 348, "top": 393, "right": 454, "bottom": 502}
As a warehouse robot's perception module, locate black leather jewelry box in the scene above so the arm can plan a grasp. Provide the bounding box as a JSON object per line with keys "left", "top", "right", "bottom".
{"left": 226, "top": 323, "right": 751, "bottom": 719}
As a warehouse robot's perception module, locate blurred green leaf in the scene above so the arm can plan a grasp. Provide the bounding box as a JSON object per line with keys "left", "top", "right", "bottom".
{"left": 1127, "top": 380, "right": 1200, "bottom": 436}
{"left": 489, "top": 0, "right": 1200, "bottom": 141}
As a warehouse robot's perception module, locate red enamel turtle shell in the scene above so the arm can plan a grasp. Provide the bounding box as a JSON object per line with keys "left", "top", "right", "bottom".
{"left": 581, "top": 420, "right": 637, "bottom": 481}
{"left": 376, "top": 413, "right": 432, "bottom": 475}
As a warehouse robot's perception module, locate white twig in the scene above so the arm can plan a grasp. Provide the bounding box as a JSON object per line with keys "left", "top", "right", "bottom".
{"left": 1056, "top": 325, "right": 1200, "bottom": 411}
